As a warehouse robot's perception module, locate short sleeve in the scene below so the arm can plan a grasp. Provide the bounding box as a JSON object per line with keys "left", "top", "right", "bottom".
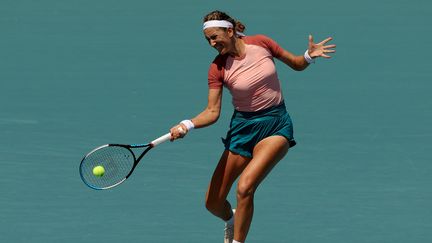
{"left": 207, "top": 55, "right": 227, "bottom": 89}
{"left": 243, "top": 35, "right": 284, "bottom": 58}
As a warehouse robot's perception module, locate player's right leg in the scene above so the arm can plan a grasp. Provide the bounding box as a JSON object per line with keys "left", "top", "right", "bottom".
{"left": 205, "top": 150, "right": 251, "bottom": 242}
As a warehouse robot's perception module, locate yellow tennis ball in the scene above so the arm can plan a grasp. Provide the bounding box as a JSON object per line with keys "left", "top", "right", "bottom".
{"left": 93, "top": 165, "right": 105, "bottom": 177}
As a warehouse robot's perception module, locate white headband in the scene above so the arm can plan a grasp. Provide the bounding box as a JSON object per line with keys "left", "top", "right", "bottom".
{"left": 203, "top": 20, "right": 245, "bottom": 37}
{"left": 203, "top": 20, "right": 233, "bottom": 30}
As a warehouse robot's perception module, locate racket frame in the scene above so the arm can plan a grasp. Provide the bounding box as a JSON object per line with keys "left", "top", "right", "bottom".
{"left": 79, "top": 132, "right": 172, "bottom": 190}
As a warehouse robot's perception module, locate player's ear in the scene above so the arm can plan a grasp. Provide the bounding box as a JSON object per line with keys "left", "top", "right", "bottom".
{"left": 227, "top": 28, "right": 235, "bottom": 38}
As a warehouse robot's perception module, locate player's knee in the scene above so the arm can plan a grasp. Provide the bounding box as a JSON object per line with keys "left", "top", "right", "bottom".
{"left": 205, "top": 196, "right": 222, "bottom": 213}
{"left": 236, "top": 180, "right": 256, "bottom": 200}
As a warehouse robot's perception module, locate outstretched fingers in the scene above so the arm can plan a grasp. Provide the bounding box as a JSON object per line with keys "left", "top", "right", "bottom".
{"left": 309, "top": 34, "right": 314, "bottom": 43}
{"left": 307, "top": 35, "right": 336, "bottom": 59}
{"left": 318, "top": 37, "right": 333, "bottom": 45}
{"left": 322, "top": 44, "right": 336, "bottom": 58}
{"left": 324, "top": 44, "right": 336, "bottom": 49}
{"left": 320, "top": 48, "right": 336, "bottom": 58}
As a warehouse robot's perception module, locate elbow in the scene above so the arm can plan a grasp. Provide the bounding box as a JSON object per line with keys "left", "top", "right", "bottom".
{"left": 205, "top": 107, "right": 221, "bottom": 125}
{"left": 209, "top": 111, "right": 220, "bottom": 124}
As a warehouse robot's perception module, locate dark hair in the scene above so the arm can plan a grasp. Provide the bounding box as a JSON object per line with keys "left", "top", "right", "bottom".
{"left": 203, "top": 10, "right": 246, "bottom": 34}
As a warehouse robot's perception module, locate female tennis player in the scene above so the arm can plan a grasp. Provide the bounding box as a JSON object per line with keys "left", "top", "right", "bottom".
{"left": 170, "top": 10, "right": 335, "bottom": 243}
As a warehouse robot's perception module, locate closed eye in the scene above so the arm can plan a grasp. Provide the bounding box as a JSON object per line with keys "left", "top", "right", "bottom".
{"left": 205, "top": 35, "right": 218, "bottom": 42}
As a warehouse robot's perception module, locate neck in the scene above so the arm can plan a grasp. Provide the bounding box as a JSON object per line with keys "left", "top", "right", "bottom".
{"left": 229, "top": 38, "right": 245, "bottom": 58}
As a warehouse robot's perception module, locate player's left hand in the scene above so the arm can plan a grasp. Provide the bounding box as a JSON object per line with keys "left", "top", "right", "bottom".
{"left": 308, "top": 35, "right": 336, "bottom": 59}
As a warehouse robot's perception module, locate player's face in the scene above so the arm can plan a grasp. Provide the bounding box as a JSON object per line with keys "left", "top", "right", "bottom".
{"left": 204, "top": 27, "right": 235, "bottom": 55}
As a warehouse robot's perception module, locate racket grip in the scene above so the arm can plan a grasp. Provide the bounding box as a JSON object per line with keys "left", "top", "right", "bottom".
{"left": 151, "top": 133, "right": 172, "bottom": 147}
{"left": 151, "top": 127, "right": 185, "bottom": 147}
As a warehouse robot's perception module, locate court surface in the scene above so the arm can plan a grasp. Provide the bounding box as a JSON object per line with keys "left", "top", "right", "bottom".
{"left": 1, "top": 0, "right": 431, "bottom": 242}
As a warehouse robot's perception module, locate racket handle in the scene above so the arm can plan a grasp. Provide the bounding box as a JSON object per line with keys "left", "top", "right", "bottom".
{"left": 151, "top": 133, "right": 171, "bottom": 147}
{"left": 150, "top": 127, "right": 185, "bottom": 147}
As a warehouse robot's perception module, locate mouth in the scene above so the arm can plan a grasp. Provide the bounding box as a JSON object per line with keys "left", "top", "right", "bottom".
{"left": 214, "top": 44, "right": 224, "bottom": 53}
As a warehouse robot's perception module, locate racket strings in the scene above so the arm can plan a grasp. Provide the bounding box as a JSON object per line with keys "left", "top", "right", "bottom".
{"left": 80, "top": 146, "right": 135, "bottom": 189}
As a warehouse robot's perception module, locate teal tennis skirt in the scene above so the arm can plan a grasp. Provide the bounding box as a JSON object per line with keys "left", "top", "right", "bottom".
{"left": 222, "top": 102, "right": 296, "bottom": 158}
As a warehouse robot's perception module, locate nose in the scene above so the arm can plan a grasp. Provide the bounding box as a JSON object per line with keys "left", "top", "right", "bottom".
{"left": 209, "top": 39, "right": 217, "bottom": 47}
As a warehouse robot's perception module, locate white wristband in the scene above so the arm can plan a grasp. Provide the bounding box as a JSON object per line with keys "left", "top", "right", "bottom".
{"left": 304, "top": 50, "right": 315, "bottom": 64}
{"left": 180, "top": 120, "right": 195, "bottom": 131}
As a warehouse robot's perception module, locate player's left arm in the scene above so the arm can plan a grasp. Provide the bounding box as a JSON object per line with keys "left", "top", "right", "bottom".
{"left": 277, "top": 35, "right": 336, "bottom": 71}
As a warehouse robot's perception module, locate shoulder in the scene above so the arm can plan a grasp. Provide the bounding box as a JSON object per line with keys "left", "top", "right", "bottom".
{"left": 243, "top": 34, "right": 276, "bottom": 45}
{"left": 243, "top": 34, "right": 283, "bottom": 57}
{"left": 208, "top": 54, "right": 228, "bottom": 88}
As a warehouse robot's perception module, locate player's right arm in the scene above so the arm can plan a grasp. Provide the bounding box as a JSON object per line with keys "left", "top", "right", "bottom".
{"left": 191, "top": 87, "right": 222, "bottom": 128}
{"left": 170, "top": 87, "right": 222, "bottom": 140}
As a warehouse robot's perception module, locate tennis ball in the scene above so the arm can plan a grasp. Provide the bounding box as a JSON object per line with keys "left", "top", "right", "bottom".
{"left": 93, "top": 165, "right": 105, "bottom": 177}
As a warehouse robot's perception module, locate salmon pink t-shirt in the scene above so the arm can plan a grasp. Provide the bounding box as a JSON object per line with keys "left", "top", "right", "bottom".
{"left": 208, "top": 35, "right": 284, "bottom": 112}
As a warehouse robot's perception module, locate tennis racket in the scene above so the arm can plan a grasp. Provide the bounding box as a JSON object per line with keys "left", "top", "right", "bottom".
{"left": 79, "top": 130, "right": 179, "bottom": 190}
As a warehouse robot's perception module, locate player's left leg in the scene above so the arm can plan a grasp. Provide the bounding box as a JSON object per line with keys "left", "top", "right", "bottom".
{"left": 234, "top": 135, "right": 289, "bottom": 242}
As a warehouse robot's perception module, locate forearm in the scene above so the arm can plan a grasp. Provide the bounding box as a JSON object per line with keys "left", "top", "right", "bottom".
{"left": 290, "top": 55, "right": 309, "bottom": 71}
{"left": 278, "top": 50, "right": 310, "bottom": 71}
{"left": 190, "top": 106, "right": 220, "bottom": 129}
{"left": 178, "top": 87, "right": 222, "bottom": 131}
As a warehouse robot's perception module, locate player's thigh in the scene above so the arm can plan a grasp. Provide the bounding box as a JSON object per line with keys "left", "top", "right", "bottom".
{"left": 206, "top": 150, "right": 251, "bottom": 203}
{"left": 238, "top": 136, "right": 289, "bottom": 195}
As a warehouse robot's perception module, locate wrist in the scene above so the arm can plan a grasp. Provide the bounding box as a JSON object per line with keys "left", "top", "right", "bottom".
{"left": 180, "top": 119, "right": 195, "bottom": 131}
{"left": 304, "top": 50, "right": 315, "bottom": 64}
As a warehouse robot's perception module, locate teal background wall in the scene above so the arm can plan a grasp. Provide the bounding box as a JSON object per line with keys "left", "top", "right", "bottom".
{"left": 1, "top": 0, "right": 431, "bottom": 242}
